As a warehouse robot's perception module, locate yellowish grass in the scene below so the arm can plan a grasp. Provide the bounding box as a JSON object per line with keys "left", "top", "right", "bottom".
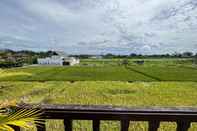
{"left": 0, "top": 69, "right": 32, "bottom": 78}
{"left": 1, "top": 81, "right": 197, "bottom": 130}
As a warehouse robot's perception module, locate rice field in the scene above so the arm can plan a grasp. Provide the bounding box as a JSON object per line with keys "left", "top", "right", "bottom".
{"left": 1, "top": 58, "right": 197, "bottom": 130}
{"left": 1, "top": 81, "right": 197, "bottom": 131}
{"left": 0, "top": 58, "right": 196, "bottom": 82}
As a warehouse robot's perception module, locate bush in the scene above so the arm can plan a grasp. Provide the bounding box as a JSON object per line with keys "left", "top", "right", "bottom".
{"left": 0, "top": 61, "right": 23, "bottom": 68}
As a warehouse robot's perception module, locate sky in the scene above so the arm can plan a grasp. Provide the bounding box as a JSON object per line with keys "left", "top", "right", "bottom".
{"left": 0, "top": 0, "right": 197, "bottom": 55}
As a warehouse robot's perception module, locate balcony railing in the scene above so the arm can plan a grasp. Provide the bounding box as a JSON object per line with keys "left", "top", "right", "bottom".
{"left": 13, "top": 104, "right": 197, "bottom": 131}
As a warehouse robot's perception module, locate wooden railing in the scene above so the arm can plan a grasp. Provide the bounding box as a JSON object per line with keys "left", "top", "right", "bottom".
{"left": 14, "top": 104, "right": 197, "bottom": 131}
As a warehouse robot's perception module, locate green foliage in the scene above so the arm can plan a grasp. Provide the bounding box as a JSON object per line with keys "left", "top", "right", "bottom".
{"left": 182, "top": 51, "right": 193, "bottom": 57}
{"left": 32, "top": 57, "right": 38, "bottom": 64}
{"left": 0, "top": 100, "right": 42, "bottom": 131}
{"left": 0, "top": 49, "right": 57, "bottom": 66}
{"left": 0, "top": 61, "right": 22, "bottom": 68}
{"left": 0, "top": 108, "right": 42, "bottom": 131}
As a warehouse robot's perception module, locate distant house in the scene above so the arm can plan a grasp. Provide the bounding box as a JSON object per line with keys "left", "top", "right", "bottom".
{"left": 37, "top": 55, "right": 80, "bottom": 66}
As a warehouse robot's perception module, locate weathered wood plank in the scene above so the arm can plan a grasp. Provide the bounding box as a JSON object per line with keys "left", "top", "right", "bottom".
{"left": 19, "top": 104, "right": 197, "bottom": 113}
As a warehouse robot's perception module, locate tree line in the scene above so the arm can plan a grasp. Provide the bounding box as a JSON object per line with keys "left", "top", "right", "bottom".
{"left": 0, "top": 49, "right": 58, "bottom": 68}
{"left": 71, "top": 52, "right": 197, "bottom": 59}
{"left": 0, "top": 49, "right": 197, "bottom": 68}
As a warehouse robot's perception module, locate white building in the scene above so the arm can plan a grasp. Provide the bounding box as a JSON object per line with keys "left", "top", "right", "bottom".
{"left": 37, "top": 55, "right": 80, "bottom": 66}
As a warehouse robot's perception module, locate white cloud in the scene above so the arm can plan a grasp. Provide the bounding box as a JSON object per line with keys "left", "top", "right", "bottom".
{"left": 0, "top": 0, "right": 197, "bottom": 54}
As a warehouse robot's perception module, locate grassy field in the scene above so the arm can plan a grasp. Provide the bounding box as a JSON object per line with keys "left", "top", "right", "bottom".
{"left": 80, "top": 58, "right": 194, "bottom": 66}
{"left": 0, "top": 59, "right": 196, "bottom": 81}
{"left": 1, "top": 58, "right": 197, "bottom": 130}
{"left": 126, "top": 65, "right": 197, "bottom": 81}
{"left": 0, "top": 66, "right": 154, "bottom": 81}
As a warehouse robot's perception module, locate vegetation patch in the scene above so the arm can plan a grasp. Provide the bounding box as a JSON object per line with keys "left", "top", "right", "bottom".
{"left": 106, "top": 88, "right": 137, "bottom": 95}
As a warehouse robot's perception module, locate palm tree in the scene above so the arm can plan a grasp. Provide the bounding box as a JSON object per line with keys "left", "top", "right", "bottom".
{"left": 0, "top": 101, "right": 42, "bottom": 131}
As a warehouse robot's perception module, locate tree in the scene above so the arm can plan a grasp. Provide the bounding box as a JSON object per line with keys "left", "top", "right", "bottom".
{"left": 129, "top": 53, "right": 137, "bottom": 57}
{"left": 172, "top": 52, "right": 182, "bottom": 58}
{"left": 32, "top": 57, "right": 38, "bottom": 64}
{"left": 46, "top": 51, "right": 58, "bottom": 56}
{"left": 104, "top": 53, "right": 114, "bottom": 59}
{"left": 182, "top": 52, "right": 193, "bottom": 58}
{"left": 194, "top": 53, "right": 197, "bottom": 65}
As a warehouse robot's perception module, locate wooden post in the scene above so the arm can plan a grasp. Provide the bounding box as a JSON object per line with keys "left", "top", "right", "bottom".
{"left": 93, "top": 120, "right": 100, "bottom": 131}
{"left": 148, "top": 120, "right": 160, "bottom": 131}
{"left": 120, "top": 120, "right": 130, "bottom": 131}
{"left": 64, "top": 119, "right": 72, "bottom": 131}
{"left": 176, "top": 121, "right": 191, "bottom": 131}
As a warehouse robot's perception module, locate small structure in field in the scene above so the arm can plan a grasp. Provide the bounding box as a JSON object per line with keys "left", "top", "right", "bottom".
{"left": 90, "top": 55, "right": 103, "bottom": 59}
{"left": 133, "top": 60, "right": 144, "bottom": 65}
{"left": 37, "top": 55, "right": 80, "bottom": 66}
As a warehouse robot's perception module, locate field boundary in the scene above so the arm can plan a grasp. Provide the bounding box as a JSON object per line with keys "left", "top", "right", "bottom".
{"left": 125, "top": 66, "right": 162, "bottom": 81}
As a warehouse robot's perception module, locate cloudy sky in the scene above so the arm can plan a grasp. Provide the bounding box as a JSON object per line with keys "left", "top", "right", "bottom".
{"left": 0, "top": 0, "right": 197, "bottom": 54}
